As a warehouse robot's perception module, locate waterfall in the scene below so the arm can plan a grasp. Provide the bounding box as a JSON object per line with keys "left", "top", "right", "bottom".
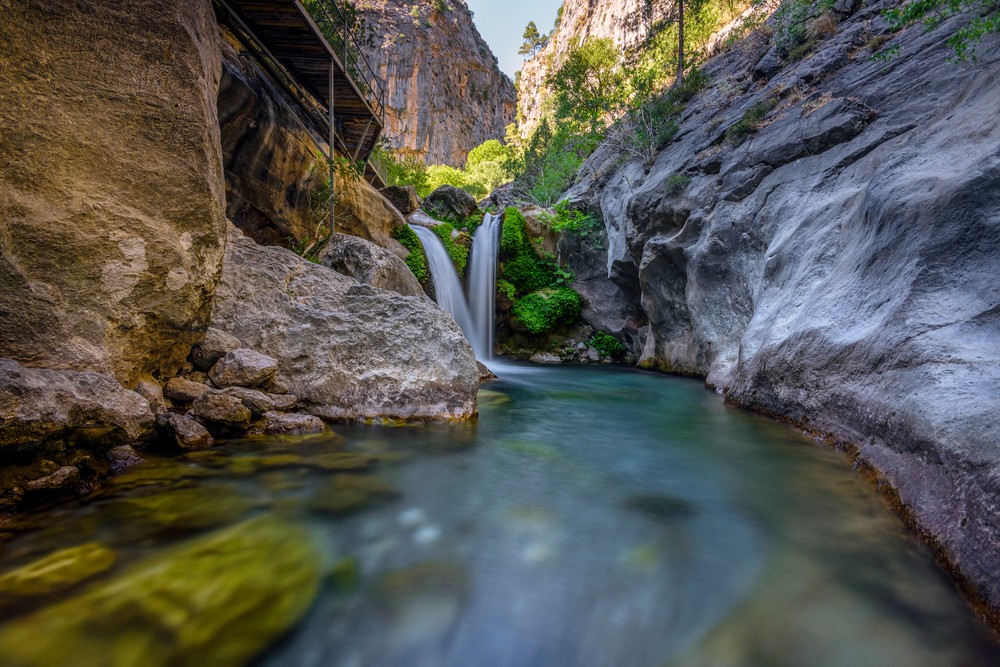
{"left": 409, "top": 213, "right": 499, "bottom": 362}
{"left": 468, "top": 213, "right": 500, "bottom": 361}
{"left": 409, "top": 224, "right": 482, "bottom": 359}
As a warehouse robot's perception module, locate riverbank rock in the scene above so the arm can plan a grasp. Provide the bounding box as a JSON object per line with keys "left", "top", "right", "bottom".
{"left": 191, "top": 328, "right": 242, "bottom": 371}
{"left": 209, "top": 226, "right": 478, "bottom": 421}
{"left": 191, "top": 392, "right": 252, "bottom": 431}
{"left": 157, "top": 413, "right": 214, "bottom": 451}
{"left": 0, "top": 359, "right": 154, "bottom": 450}
{"left": 248, "top": 412, "right": 326, "bottom": 436}
{"left": 0, "top": 0, "right": 226, "bottom": 385}
{"left": 0, "top": 516, "right": 323, "bottom": 667}
{"left": 381, "top": 186, "right": 421, "bottom": 215}
{"left": 319, "top": 233, "right": 426, "bottom": 299}
{"left": 563, "top": 0, "right": 1000, "bottom": 615}
{"left": 422, "top": 185, "right": 479, "bottom": 223}
{"left": 164, "top": 377, "right": 213, "bottom": 404}
{"left": 209, "top": 349, "right": 279, "bottom": 389}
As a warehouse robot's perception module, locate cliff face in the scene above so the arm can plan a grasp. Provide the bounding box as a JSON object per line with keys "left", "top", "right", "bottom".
{"left": 564, "top": 0, "right": 1000, "bottom": 616}
{"left": 356, "top": 0, "right": 516, "bottom": 166}
{"left": 0, "top": 0, "right": 227, "bottom": 385}
{"left": 517, "top": 0, "right": 675, "bottom": 138}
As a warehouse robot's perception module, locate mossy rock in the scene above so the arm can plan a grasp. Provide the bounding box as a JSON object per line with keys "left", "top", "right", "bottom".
{"left": 226, "top": 454, "right": 305, "bottom": 475}
{"left": 0, "top": 542, "right": 116, "bottom": 603}
{"left": 307, "top": 452, "right": 377, "bottom": 472}
{"left": 0, "top": 516, "right": 323, "bottom": 667}
{"left": 308, "top": 474, "right": 399, "bottom": 516}
{"left": 104, "top": 485, "right": 254, "bottom": 533}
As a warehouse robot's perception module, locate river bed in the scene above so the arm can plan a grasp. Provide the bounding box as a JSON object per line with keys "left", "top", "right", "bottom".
{"left": 0, "top": 365, "right": 997, "bottom": 666}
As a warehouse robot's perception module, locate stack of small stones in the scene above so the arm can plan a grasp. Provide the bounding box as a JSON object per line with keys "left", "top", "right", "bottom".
{"left": 146, "top": 328, "right": 326, "bottom": 451}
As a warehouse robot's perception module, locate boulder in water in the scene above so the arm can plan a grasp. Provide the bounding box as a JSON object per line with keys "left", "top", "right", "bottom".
{"left": 422, "top": 185, "right": 479, "bottom": 223}
{"left": 0, "top": 516, "right": 323, "bottom": 667}
{"left": 0, "top": 542, "right": 117, "bottom": 605}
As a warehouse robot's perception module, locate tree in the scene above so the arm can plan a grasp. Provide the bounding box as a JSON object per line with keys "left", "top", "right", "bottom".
{"left": 519, "top": 21, "right": 548, "bottom": 57}
{"left": 547, "top": 38, "right": 626, "bottom": 139}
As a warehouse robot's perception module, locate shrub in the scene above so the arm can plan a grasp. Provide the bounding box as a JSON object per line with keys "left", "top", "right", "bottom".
{"left": 500, "top": 207, "right": 527, "bottom": 257}
{"left": 392, "top": 226, "right": 429, "bottom": 283}
{"left": 502, "top": 253, "right": 553, "bottom": 296}
{"left": 589, "top": 331, "right": 627, "bottom": 358}
{"left": 497, "top": 280, "right": 516, "bottom": 302}
{"left": 541, "top": 201, "right": 601, "bottom": 238}
{"left": 512, "top": 287, "right": 582, "bottom": 334}
{"left": 725, "top": 98, "right": 778, "bottom": 144}
{"left": 664, "top": 173, "right": 691, "bottom": 195}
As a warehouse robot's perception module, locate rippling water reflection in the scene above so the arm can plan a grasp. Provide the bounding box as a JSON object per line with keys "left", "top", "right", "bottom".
{"left": 0, "top": 365, "right": 997, "bottom": 667}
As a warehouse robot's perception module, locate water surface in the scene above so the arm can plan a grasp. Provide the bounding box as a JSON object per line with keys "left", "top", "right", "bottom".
{"left": 1, "top": 365, "right": 997, "bottom": 667}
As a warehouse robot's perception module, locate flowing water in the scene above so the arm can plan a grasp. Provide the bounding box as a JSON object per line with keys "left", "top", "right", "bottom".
{"left": 410, "top": 224, "right": 481, "bottom": 359}
{"left": 467, "top": 213, "right": 501, "bottom": 361}
{"left": 0, "top": 366, "right": 997, "bottom": 667}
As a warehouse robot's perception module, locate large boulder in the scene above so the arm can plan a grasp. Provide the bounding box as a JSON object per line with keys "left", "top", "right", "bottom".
{"left": 0, "top": 0, "right": 227, "bottom": 385}
{"left": 0, "top": 516, "right": 324, "bottom": 667}
{"left": 209, "top": 226, "right": 478, "bottom": 421}
{"left": 319, "top": 233, "right": 426, "bottom": 298}
{"left": 380, "top": 185, "right": 421, "bottom": 215}
{"left": 0, "top": 358, "right": 154, "bottom": 450}
{"left": 422, "top": 185, "right": 479, "bottom": 223}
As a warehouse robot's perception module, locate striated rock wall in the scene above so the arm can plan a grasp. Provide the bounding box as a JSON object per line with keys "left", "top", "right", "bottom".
{"left": 0, "top": 0, "right": 228, "bottom": 386}
{"left": 357, "top": 0, "right": 516, "bottom": 166}
{"left": 566, "top": 1, "right": 1000, "bottom": 616}
{"left": 517, "top": 0, "right": 676, "bottom": 138}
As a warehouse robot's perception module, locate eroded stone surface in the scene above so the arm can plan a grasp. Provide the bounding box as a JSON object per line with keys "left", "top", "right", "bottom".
{"left": 209, "top": 349, "right": 279, "bottom": 389}
{"left": 319, "top": 233, "right": 426, "bottom": 299}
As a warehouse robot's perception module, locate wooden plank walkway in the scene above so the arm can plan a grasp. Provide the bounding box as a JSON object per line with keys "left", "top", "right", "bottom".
{"left": 215, "top": 0, "right": 386, "bottom": 185}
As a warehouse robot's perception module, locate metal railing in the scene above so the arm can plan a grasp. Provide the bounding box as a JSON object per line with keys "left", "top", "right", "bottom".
{"left": 301, "top": 0, "right": 386, "bottom": 123}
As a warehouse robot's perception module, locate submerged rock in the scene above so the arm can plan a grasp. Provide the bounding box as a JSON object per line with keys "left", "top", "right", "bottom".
{"left": 106, "top": 445, "right": 145, "bottom": 473}
{"left": 309, "top": 474, "right": 400, "bottom": 515}
{"left": 103, "top": 485, "right": 253, "bottom": 535}
{"left": 0, "top": 543, "right": 116, "bottom": 604}
{"left": 0, "top": 516, "right": 323, "bottom": 667}
{"left": 209, "top": 225, "right": 478, "bottom": 421}
{"left": 208, "top": 348, "right": 279, "bottom": 389}
{"left": 422, "top": 185, "right": 479, "bottom": 223}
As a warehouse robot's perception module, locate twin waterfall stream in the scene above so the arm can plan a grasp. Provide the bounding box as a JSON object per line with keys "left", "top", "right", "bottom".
{"left": 410, "top": 213, "right": 500, "bottom": 362}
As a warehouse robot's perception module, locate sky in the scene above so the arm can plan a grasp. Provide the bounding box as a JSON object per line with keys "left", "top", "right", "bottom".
{"left": 465, "top": 0, "right": 564, "bottom": 79}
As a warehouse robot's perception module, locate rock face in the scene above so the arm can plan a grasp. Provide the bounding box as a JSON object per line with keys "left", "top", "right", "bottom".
{"left": 517, "top": 0, "right": 676, "bottom": 138}
{"left": 217, "top": 38, "right": 409, "bottom": 256}
{"left": 210, "top": 226, "right": 479, "bottom": 421}
{"left": 380, "top": 186, "right": 421, "bottom": 215}
{"left": 567, "top": 1, "right": 1000, "bottom": 615}
{"left": 0, "top": 0, "right": 227, "bottom": 384}
{"left": 422, "top": 185, "right": 480, "bottom": 223}
{"left": 319, "top": 234, "right": 426, "bottom": 298}
{"left": 357, "top": 0, "right": 516, "bottom": 166}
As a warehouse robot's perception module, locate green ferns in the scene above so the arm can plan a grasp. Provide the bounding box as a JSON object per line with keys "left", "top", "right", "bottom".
{"left": 512, "top": 288, "right": 582, "bottom": 334}
{"left": 392, "top": 226, "right": 429, "bottom": 283}
{"left": 590, "top": 331, "right": 627, "bottom": 358}
{"left": 500, "top": 207, "right": 582, "bottom": 334}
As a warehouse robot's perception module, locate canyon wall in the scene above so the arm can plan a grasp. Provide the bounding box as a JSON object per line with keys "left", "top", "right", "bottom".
{"left": 356, "top": 0, "right": 516, "bottom": 166}
{"left": 564, "top": 0, "right": 1000, "bottom": 617}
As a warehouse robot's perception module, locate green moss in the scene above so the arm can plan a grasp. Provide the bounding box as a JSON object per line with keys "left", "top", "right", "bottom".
{"left": 512, "top": 287, "right": 582, "bottom": 334}
{"left": 589, "top": 331, "right": 627, "bottom": 358}
{"left": 499, "top": 207, "right": 555, "bottom": 296}
{"left": 500, "top": 207, "right": 527, "bottom": 257}
{"left": 392, "top": 225, "right": 429, "bottom": 283}
{"left": 431, "top": 222, "right": 470, "bottom": 275}
{"left": 725, "top": 98, "right": 778, "bottom": 144}
{"left": 496, "top": 280, "right": 516, "bottom": 302}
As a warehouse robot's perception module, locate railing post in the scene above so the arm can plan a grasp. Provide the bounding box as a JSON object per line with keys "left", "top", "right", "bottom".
{"left": 329, "top": 60, "right": 336, "bottom": 237}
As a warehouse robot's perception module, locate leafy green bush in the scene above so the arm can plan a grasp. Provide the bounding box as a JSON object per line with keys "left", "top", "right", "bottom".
{"left": 542, "top": 201, "right": 601, "bottom": 237}
{"left": 502, "top": 253, "right": 554, "bottom": 296}
{"left": 500, "top": 207, "right": 527, "bottom": 257}
{"left": 432, "top": 222, "right": 469, "bottom": 275}
{"left": 512, "top": 287, "right": 582, "bottom": 334}
{"left": 590, "top": 331, "right": 627, "bottom": 357}
{"left": 497, "top": 280, "right": 516, "bottom": 302}
{"left": 392, "top": 226, "right": 429, "bottom": 283}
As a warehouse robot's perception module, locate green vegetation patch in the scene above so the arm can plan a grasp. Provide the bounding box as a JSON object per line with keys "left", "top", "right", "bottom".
{"left": 431, "top": 222, "right": 470, "bottom": 275}
{"left": 499, "top": 207, "right": 554, "bottom": 296}
{"left": 725, "top": 98, "right": 778, "bottom": 144}
{"left": 392, "top": 225, "right": 429, "bottom": 283}
{"left": 512, "top": 287, "right": 582, "bottom": 334}
{"left": 589, "top": 331, "right": 627, "bottom": 358}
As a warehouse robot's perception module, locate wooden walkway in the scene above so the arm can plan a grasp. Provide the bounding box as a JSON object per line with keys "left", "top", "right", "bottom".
{"left": 215, "top": 0, "right": 386, "bottom": 185}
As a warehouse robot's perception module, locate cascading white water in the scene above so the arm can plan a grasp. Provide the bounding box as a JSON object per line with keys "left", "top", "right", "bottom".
{"left": 409, "top": 223, "right": 483, "bottom": 359}
{"left": 467, "top": 213, "right": 500, "bottom": 361}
